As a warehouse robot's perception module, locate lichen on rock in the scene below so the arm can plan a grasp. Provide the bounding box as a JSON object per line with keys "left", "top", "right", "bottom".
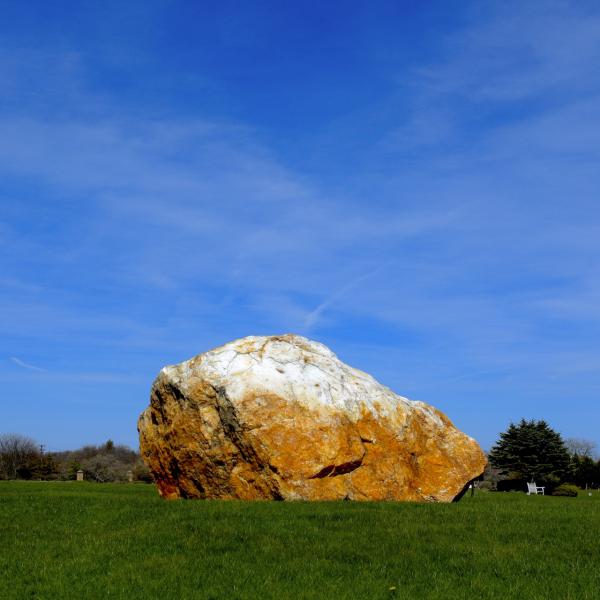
{"left": 138, "top": 334, "right": 486, "bottom": 502}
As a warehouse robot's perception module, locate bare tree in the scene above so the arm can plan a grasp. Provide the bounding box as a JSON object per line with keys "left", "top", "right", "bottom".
{"left": 0, "top": 433, "right": 39, "bottom": 479}
{"left": 564, "top": 438, "right": 597, "bottom": 459}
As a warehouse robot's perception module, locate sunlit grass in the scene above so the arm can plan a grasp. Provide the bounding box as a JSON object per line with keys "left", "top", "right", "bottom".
{"left": 1, "top": 481, "right": 599, "bottom": 599}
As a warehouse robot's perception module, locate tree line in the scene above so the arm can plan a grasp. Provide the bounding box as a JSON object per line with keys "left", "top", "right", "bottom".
{"left": 0, "top": 434, "right": 152, "bottom": 482}
{"left": 488, "top": 419, "right": 600, "bottom": 493}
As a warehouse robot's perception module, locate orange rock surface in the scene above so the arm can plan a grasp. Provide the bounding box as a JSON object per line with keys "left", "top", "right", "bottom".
{"left": 138, "top": 335, "right": 486, "bottom": 502}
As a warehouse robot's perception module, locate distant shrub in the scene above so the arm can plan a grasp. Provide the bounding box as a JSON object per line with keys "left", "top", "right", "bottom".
{"left": 0, "top": 434, "right": 40, "bottom": 479}
{"left": 552, "top": 484, "right": 579, "bottom": 497}
{"left": 496, "top": 478, "right": 526, "bottom": 492}
{"left": 477, "top": 480, "right": 494, "bottom": 491}
{"left": 541, "top": 473, "right": 562, "bottom": 494}
{"left": 0, "top": 436, "right": 147, "bottom": 482}
{"left": 132, "top": 459, "right": 153, "bottom": 483}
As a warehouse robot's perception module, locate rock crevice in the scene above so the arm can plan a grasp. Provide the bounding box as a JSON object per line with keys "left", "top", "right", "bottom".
{"left": 309, "top": 456, "right": 365, "bottom": 479}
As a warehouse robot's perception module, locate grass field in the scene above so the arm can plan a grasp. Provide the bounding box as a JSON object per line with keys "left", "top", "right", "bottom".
{"left": 1, "top": 482, "right": 599, "bottom": 599}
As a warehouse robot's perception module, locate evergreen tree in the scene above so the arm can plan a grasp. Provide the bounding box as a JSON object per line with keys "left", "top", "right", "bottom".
{"left": 489, "top": 419, "right": 570, "bottom": 484}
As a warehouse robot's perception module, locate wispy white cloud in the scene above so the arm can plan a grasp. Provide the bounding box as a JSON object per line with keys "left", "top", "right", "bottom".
{"left": 9, "top": 357, "right": 46, "bottom": 372}
{"left": 411, "top": 3, "right": 600, "bottom": 102}
{"left": 304, "top": 262, "right": 395, "bottom": 330}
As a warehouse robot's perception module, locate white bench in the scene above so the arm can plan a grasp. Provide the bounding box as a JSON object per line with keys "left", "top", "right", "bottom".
{"left": 527, "top": 482, "right": 545, "bottom": 495}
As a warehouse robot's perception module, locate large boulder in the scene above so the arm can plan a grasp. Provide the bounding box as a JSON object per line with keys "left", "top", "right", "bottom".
{"left": 138, "top": 335, "right": 486, "bottom": 502}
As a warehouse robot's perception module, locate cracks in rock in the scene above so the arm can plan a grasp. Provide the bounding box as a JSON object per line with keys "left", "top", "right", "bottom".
{"left": 266, "top": 356, "right": 294, "bottom": 367}
{"left": 213, "top": 384, "right": 242, "bottom": 438}
{"left": 212, "top": 348, "right": 261, "bottom": 376}
{"left": 309, "top": 457, "right": 364, "bottom": 479}
{"left": 302, "top": 359, "right": 336, "bottom": 381}
{"left": 310, "top": 465, "right": 335, "bottom": 478}
{"left": 224, "top": 352, "right": 238, "bottom": 373}
{"left": 325, "top": 381, "right": 333, "bottom": 404}
{"left": 212, "top": 384, "right": 283, "bottom": 500}
{"left": 307, "top": 420, "right": 374, "bottom": 480}
{"left": 288, "top": 380, "right": 299, "bottom": 404}
{"left": 151, "top": 379, "right": 187, "bottom": 427}
{"left": 409, "top": 451, "right": 419, "bottom": 472}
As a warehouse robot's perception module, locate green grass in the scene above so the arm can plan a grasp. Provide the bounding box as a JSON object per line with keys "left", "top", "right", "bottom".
{"left": 1, "top": 482, "right": 599, "bottom": 599}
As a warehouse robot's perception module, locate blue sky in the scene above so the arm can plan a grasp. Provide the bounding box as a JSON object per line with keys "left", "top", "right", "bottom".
{"left": 2, "top": 1, "right": 600, "bottom": 452}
